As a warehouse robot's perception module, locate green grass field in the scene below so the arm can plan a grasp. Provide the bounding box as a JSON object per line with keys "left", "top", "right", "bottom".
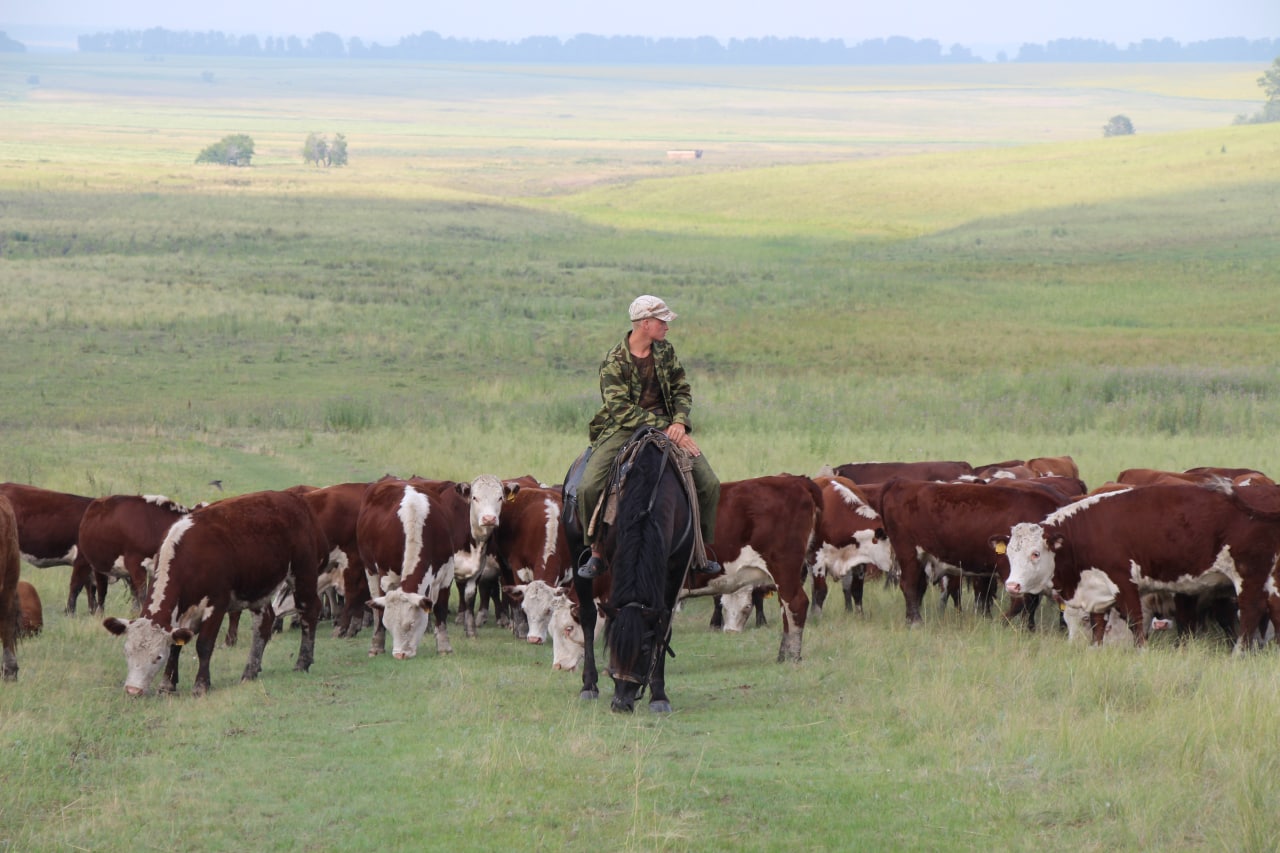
{"left": 2, "top": 54, "right": 1280, "bottom": 850}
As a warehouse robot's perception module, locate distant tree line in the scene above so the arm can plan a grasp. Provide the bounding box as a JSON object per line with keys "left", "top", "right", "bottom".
{"left": 75, "top": 28, "right": 1280, "bottom": 64}
{"left": 0, "top": 31, "right": 26, "bottom": 52}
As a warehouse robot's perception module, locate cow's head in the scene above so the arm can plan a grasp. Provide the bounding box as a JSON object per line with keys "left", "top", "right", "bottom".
{"left": 997, "top": 523, "right": 1063, "bottom": 597}
{"left": 102, "top": 617, "right": 195, "bottom": 696}
{"left": 461, "top": 475, "right": 518, "bottom": 543}
{"left": 549, "top": 601, "right": 585, "bottom": 672}
{"left": 370, "top": 588, "right": 431, "bottom": 659}
{"left": 509, "top": 580, "right": 561, "bottom": 646}
{"left": 812, "top": 527, "right": 892, "bottom": 581}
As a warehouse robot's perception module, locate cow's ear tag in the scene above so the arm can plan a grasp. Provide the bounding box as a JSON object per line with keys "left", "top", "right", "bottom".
{"left": 506, "top": 492, "right": 516, "bottom": 502}
{"left": 994, "top": 542, "right": 1007, "bottom": 555}
{"left": 174, "top": 637, "right": 187, "bottom": 646}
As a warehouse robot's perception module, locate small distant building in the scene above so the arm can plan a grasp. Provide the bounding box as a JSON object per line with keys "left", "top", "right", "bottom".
{"left": 666, "top": 149, "right": 703, "bottom": 160}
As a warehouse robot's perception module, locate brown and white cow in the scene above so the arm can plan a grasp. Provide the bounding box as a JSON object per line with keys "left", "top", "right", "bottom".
{"left": 476, "top": 483, "right": 568, "bottom": 639}
{"left": 874, "top": 479, "right": 1071, "bottom": 626}
{"left": 833, "top": 460, "right": 973, "bottom": 485}
{"left": 1027, "top": 455, "right": 1081, "bottom": 479}
{"left": 682, "top": 475, "right": 823, "bottom": 662}
{"left": 77, "top": 494, "right": 192, "bottom": 614}
{"left": 359, "top": 475, "right": 512, "bottom": 659}
{"left": 0, "top": 495, "right": 20, "bottom": 680}
{"left": 102, "top": 490, "right": 326, "bottom": 696}
{"left": 808, "top": 475, "right": 892, "bottom": 616}
{"left": 17, "top": 579, "right": 42, "bottom": 638}
{"left": 999, "top": 483, "right": 1280, "bottom": 649}
{"left": 0, "top": 483, "right": 96, "bottom": 614}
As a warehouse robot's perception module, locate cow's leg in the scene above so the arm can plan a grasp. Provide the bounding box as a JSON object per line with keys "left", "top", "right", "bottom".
{"left": 897, "top": 549, "right": 926, "bottom": 625}
{"left": 459, "top": 578, "right": 478, "bottom": 639}
{"left": 1116, "top": 587, "right": 1148, "bottom": 647}
{"left": 971, "top": 574, "right": 998, "bottom": 618}
{"left": 574, "top": 576, "right": 599, "bottom": 700}
{"left": 291, "top": 564, "right": 320, "bottom": 672}
{"left": 429, "top": 595, "right": 452, "bottom": 655}
{"left": 810, "top": 574, "right": 827, "bottom": 618}
{"left": 241, "top": 609, "right": 271, "bottom": 681}
{"left": 709, "top": 596, "right": 724, "bottom": 629}
{"left": 192, "top": 615, "right": 224, "bottom": 696}
{"left": 753, "top": 588, "right": 768, "bottom": 628}
{"left": 158, "top": 643, "right": 181, "bottom": 694}
{"left": 776, "top": 575, "right": 809, "bottom": 663}
{"left": 124, "top": 556, "right": 148, "bottom": 614}
{"left": 1, "top": 609, "right": 17, "bottom": 680}
{"left": 1235, "top": 581, "right": 1268, "bottom": 653}
{"left": 66, "top": 558, "right": 92, "bottom": 615}
{"left": 847, "top": 570, "right": 865, "bottom": 615}
{"left": 223, "top": 611, "right": 240, "bottom": 647}
{"left": 1089, "top": 611, "right": 1108, "bottom": 644}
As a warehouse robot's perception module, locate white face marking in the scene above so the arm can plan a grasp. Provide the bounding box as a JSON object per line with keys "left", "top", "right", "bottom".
{"left": 375, "top": 588, "right": 431, "bottom": 658}
{"left": 467, "top": 475, "right": 506, "bottom": 542}
{"left": 1003, "top": 523, "right": 1055, "bottom": 596}
{"left": 148, "top": 516, "right": 194, "bottom": 616}
{"left": 119, "top": 619, "right": 172, "bottom": 693}
{"left": 720, "top": 545, "right": 770, "bottom": 633}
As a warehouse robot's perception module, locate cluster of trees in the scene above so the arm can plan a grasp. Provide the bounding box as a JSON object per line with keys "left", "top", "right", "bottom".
{"left": 302, "top": 132, "right": 348, "bottom": 166}
{"left": 195, "top": 134, "right": 254, "bottom": 166}
{"left": 75, "top": 27, "right": 1280, "bottom": 64}
{"left": 1103, "top": 115, "right": 1136, "bottom": 137}
{"left": 193, "top": 133, "right": 351, "bottom": 167}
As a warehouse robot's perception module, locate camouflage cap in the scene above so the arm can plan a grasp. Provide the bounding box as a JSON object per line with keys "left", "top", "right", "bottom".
{"left": 629, "top": 295, "right": 677, "bottom": 322}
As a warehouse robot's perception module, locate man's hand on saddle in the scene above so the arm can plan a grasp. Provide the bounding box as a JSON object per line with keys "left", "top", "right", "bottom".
{"left": 664, "top": 423, "right": 700, "bottom": 456}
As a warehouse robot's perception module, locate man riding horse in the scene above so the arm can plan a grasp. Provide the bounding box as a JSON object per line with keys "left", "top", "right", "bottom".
{"left": 576, "top": 295, "right": 721, "bottom": 579}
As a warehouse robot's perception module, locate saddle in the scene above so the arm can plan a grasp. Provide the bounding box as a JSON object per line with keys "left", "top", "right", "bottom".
{"left": 565, "top": 426, "right": 706, "bottom": 569}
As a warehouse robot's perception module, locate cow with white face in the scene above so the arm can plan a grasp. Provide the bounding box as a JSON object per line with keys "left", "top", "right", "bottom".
{"left": 507, "top": 580, "right": 587, "bottom": 671}
{"left": 998, "top": 483, "right": 1280, "bottom": 649}
{"left": 102, "top": 490, "right": 325, "bottom": 696}
{"left": 360, "top": 475, "right": 513, "bottom": 660}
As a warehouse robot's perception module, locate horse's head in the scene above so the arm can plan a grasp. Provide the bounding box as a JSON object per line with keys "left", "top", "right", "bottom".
{"left": 602, "top": 601, "right": 664, "bottom": 712}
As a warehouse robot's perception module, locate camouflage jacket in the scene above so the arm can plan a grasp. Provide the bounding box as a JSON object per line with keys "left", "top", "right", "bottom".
{"left": 587, "top": 334, "right": 693, "bottom": 446}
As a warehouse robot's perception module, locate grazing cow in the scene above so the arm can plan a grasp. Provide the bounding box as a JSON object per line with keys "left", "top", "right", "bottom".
{"left": 76, "top": 494, "right": 192, "bottom": 614}
{"left": 102, "top": 490, "right": 325, "bottom": 696}
{"left": 17, "top": 580, "right": 42, "bottom": 638}
{"left": 506, "top": 580, "right": 588, "bottom": 671}
{"left": 0, "top": 483, "right": 96, "bottom": 613}
{"left": 999, "top": 483, "right": 1280, "bottom": 649}
{"left": 874, "top": 479, "right": 1070, "bottom": 626}
{"left": 294, "top": 482, "right": 371, "bottom": 638}
{"left": 359, "top": 475, "right": 511, "bottom": 659}
{"left": 1, "top": 495, "right": 19, "bottom": 680}
{"left": 682, "top": 475, "right": 823, "bottom": 662}
{"left": 833, "top": 460, "right": 972, "bottom": 485}
{"left": 808, "top": 476, "right": 892, "bottom": 616}
{"left": 479, "top": 484, "right": 568, "bottom": 638}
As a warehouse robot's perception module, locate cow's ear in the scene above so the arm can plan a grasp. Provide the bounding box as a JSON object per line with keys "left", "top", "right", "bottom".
{"left": 103, "top": 617, "right": 130, "bottom": 636}
{"left": 505, "top": 584, "right": 526, "bottom": 602}
{"left": 1048, "top": 534, "right": 1066, "bottom": 552}
{"left": 989, "top": 535, "right": 1009, "bottom": 555}
{"left": 551, "top": 586, "right": 567, "bottom": 599}
{"left": 171, "top": 628, "right": 195, "bottom": 647}
{"left": 504, "top": 483, "right": 520, "bottom": 502}
{"left": 413, "top": 595, "right": 431, "bottom": 612}
{"left": 874, "top": 527, "right": 887, "bottom": 542}
{"left": 454, "top": 481, "right": 472, "bottom": 499}
{"left": 368, "top": 596, "right": 387, "bottom": 609}
{"left": 570, "top": 604, "right": 580, "bottom": 621}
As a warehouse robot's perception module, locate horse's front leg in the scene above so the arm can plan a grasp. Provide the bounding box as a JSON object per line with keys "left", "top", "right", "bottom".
{"left": 574, "top": 576, "right": 599, "bottom": 700}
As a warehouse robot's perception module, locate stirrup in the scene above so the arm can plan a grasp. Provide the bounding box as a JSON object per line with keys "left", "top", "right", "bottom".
{"left": 694, "top": 559, "right": 722, "bottom": 576}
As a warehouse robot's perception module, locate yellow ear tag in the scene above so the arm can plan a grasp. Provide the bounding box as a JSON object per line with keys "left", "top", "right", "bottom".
{"left": 994, "top": 542, "right": 1007, "bottom": 555}
{"left": 174, "top": 637, "right": 187, "bottom": 646}
{"left": 505, "top": 492, "right": 516, "bottom": 502}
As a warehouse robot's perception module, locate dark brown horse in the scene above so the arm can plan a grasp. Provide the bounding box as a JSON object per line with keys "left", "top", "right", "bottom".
{"left": 564, "top": 427, "right": 695, "bottom": 713}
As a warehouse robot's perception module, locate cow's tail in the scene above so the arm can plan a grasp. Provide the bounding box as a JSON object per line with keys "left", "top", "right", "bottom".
{"left": 802, "top": 475, "right": 825, "bottom": 570}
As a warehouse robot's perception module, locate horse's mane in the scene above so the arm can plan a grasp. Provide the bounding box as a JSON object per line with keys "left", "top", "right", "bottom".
{"left": 610, "top": 439, "right": 672, "bottom": 610}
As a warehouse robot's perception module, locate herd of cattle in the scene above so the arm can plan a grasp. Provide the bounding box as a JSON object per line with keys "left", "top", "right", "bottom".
{"left": 1, "top": 453, "right": 1278, "bottom": 694}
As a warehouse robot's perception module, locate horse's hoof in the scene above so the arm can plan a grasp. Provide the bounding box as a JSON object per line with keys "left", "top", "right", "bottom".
{"left": 579, "top": 689, "right": 600, "bottom": 701}
{"left": 649, "top": 700, "right": 672, "bottom": 714}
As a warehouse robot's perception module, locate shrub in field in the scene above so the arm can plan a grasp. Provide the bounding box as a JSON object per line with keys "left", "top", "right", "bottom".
{"left": 1103, "top": 114, "right": 1135, "bottom": 136}
{"left": 195, "top": 133, "right": 254, "bottom": 166}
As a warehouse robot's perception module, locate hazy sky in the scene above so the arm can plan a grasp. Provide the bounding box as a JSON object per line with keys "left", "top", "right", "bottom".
{"left": 4, "top": 0, "right": 1277, "bottom": 51}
